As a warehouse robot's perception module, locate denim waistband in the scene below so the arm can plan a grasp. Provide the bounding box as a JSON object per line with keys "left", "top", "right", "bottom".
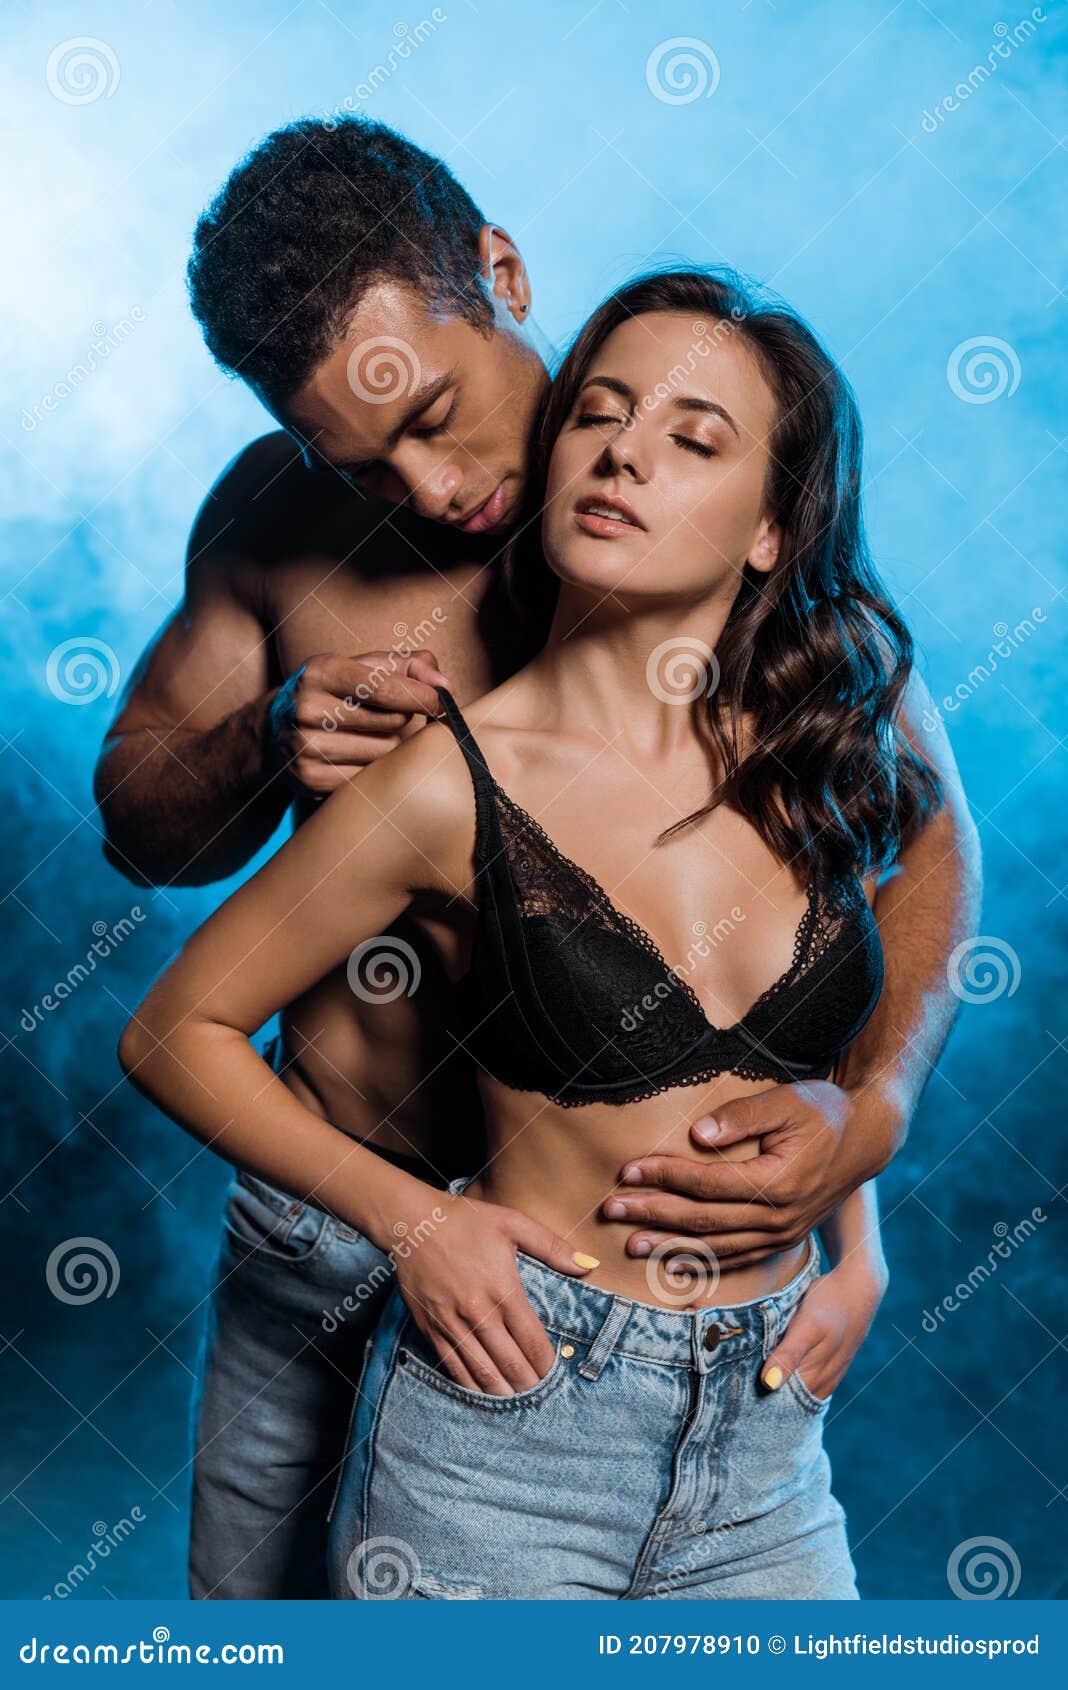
{"left": 446, "top": 1173, "right": 820, "bottom": 1376}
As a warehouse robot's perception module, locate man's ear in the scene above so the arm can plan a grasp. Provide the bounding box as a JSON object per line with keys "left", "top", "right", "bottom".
{"left": 748, "top": 515, "right": 782, "bottom": 575}
{"left": 477, "top": 223, "right": 532, "bottom": 325}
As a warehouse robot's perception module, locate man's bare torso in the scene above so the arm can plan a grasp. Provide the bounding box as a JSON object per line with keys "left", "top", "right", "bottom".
{"left": 232, "top": 433, "right": 527, "bottom": 1176}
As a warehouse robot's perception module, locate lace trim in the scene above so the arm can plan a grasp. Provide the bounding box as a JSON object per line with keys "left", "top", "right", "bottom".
{"left": 487, "top": 781, "right": 846, "bottom": 1035}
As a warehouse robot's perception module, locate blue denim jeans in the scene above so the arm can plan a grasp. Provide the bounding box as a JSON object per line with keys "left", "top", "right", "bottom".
{"left": 189, "top": 1169, "right": 394, "bottom": 1598}
{"left": 329, "top": 1178, "right": 857, "bottom": 1601}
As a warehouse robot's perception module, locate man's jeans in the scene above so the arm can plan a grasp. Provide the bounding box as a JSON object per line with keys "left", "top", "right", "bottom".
{"left": 330, "top": 1177, "right": 857, "bottom": 1601}
{"left": 189, "top": 1169, "right": 394, "bottom": 1598}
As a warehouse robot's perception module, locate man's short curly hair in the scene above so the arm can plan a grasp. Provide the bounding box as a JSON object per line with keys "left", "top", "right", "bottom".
{"left": 187, "top": 116, "right": 491, "bottom": 400}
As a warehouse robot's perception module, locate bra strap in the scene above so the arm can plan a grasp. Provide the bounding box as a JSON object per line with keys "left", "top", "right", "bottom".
{"left": 434, "top": 685, "right": 494, "bottom": 787}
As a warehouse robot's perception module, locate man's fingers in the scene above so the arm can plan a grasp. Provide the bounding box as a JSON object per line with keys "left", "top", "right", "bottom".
{"left": 689, "top": 1089, "right": 794, "bottom": 1149}
{"left": 404, "top": 650, "right": 453, "bottom": 691}
{"left": 625, "top": 1230, "right": 780, "bottom": 1262}
{"left": 614, "top": 1154, "right": 785, "bottom": 1206}
{"left": 604, "top": 1169, "right": 780, "bottom": 1223}
{"left": 289, "top": 729, "right": 404, "bottom": 766}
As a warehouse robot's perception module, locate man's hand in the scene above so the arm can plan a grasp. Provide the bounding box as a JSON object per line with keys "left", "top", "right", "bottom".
{"left": 601, "top": 1080, "right": 900, "bottom": 1268}
{"left": 269, "top": 648, "right": 452, "bottom": 798}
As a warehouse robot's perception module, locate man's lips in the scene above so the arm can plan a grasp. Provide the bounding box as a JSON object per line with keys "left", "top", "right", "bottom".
{"left": 573, "top": 493, "right": 647, "bottom": 538}
{"left": 455, "top": 480, "right": 514, "bottom": 534}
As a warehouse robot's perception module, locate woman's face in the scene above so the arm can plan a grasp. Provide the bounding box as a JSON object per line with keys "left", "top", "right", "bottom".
{"left": 541, "top": 311, "right": 781, "bottom": 601}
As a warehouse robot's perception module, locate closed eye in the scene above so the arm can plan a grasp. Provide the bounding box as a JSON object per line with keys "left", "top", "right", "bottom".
{"left": 672, "top": 435, "right": 716, "bottom": 458}
{"left": 576, "top": 411, "right": 629, "bottom": 429}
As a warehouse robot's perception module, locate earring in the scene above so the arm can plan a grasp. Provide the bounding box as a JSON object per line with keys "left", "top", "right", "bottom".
{"left": 519, "top": 303, "right": 528, "bottom": 314}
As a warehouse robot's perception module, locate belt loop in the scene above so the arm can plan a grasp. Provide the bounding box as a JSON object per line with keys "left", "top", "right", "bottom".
{"left": 577, "top": 1297, "right": 631, "bottom": 1381}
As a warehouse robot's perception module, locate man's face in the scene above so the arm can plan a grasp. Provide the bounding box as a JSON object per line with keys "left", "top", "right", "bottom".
{"left": 276, "top": 280, "right": 548, "bottom": 535}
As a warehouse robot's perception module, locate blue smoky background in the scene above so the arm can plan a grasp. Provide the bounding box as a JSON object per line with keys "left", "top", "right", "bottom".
{"left": 1, "top": 0, "right": 1065, "bottom": 1598}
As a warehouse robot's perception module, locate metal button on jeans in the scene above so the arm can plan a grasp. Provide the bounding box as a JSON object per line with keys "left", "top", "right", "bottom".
{"left": 702, "top": 1323, "right": 724, "bottom": 1353}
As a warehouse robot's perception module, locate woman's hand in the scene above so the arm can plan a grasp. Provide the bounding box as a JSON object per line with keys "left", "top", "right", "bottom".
{"left": 760, "top": 1253, "right": 888, "bottom": 1402}
{"left": 392, "top": 1192, "right": 597, "bottom": 1396}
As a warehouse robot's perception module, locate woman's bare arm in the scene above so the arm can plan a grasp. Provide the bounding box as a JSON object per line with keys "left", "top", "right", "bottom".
{"left": 118, "top": 722, "right": 590, "bottom": 1393}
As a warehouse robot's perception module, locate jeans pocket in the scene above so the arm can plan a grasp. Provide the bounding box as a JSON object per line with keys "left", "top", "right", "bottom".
{"left": 786, "top": 1367, "right": 833, "bottom": 1415}
{"left": 396, "top": 1327, "right": 570, "bottom": 1412}
{"left": 223, "top": 1172, "right": 330, "bottom": 1264}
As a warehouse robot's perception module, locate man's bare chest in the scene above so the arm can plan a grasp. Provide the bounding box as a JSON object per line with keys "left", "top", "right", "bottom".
{"left": 264, "top": 554, "right": 499, "bottom": 705}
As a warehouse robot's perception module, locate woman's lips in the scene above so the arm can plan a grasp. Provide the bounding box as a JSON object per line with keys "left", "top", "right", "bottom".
{"left": 456, "top": 480, "right": 513, "bottom": 534}
{"left": 572, "top": 494, "right": 646, "bottom": 538}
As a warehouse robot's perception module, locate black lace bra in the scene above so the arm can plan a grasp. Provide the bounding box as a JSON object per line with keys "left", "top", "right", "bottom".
{"left": 436, "top": 688, "right": 884, "bottom": 1109}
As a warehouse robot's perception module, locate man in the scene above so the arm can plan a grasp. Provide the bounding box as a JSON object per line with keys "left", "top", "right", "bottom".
{"left": 95, "top": 117, "right": 980, "bottom": 1598}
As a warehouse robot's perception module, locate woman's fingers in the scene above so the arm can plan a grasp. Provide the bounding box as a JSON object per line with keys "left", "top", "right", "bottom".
{"left": 502, "top": 1291, "right": 557, "bottom": 1379}
{"left": 760, "top": 1315, "right": 825, "bottom": 1394}
{"left": 428, "top": 1322, "right": 517, "bottom": 1397}
{"left": 509, "top": 1213, "right": 600, "bottom": 1278}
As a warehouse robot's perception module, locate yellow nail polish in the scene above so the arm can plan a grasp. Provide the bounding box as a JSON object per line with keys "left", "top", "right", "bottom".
{"left": 573, "top": 1251, "right": 600, "bottom": 1270}
{"left": 763, "top": 1365, "right": 784, "bottom": 1390}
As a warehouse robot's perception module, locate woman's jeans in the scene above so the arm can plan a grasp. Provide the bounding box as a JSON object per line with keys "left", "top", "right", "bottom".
{"left": 328, "top": 1180, "right": 858, "bottom": 1600}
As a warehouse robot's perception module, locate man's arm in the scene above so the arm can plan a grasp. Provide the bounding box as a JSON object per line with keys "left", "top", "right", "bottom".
{"left": 94, "top": 436, "right": 446, "bottom": 888}
{"left": 604, "top": 666, "right": 983, "bottom": 1261}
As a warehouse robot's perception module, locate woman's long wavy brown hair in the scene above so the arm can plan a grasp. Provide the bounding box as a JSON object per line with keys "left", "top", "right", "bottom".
{"left": 504, "top": 267, "right": 943, "bottom": 882}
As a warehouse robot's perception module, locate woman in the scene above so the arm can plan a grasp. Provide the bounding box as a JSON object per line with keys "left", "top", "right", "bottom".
{"left": 122, "top": 268, "right": 940, "bottom": 1599}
